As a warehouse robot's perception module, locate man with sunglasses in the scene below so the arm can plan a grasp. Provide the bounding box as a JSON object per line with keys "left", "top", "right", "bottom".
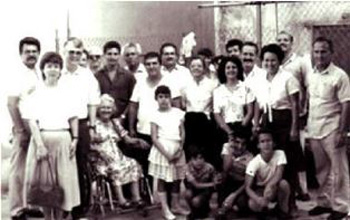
{"left": 122, "top": 42, "right": 147, "bottom": 81}
{"left": 61, "top": 37, "right": 101, "bottom": 219}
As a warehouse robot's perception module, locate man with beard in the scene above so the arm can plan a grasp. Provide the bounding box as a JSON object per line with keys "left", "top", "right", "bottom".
{"left": 96, "top": 41, "right": 136, "bottom": 119}
{"left": 8, "top": 37, "right": 43, "bottom": 220}
{"left": 123, "top": 42, "right": 147, "bottom": 81}
{"left": 225, "top": 39, "right": 243, "bottom": 57}
{"left": 60, "top": 37, "right": 101, "bottom": 219}
{"left": 160, "top": 42, "right": 191, "bottom": 107}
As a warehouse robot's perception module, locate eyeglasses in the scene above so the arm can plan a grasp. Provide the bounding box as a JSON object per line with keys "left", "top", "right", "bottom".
{"left": 89, "top": 55, "right": 101, "bottom": 60}
{"left": 125, "top": 52, "right": 136, "bottom": 57}
{"left": 68, "top": 50, "right": 82, "bottom": 56}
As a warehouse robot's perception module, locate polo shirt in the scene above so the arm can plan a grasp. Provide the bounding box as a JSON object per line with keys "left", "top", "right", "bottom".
{"left": 96, "top": 66, "right": 136, "bottom": 117}
{"left": 306, "top": 63, "right": 350, "bottom": 139}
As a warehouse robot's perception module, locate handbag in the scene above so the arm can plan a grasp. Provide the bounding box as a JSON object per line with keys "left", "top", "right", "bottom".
{"left": 27, "top": 158, "right": 64, "bottom": 209}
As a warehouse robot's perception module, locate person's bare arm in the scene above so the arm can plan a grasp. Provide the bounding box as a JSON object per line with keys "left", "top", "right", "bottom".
{"left": 214, "top": 113, "right": 232, "bottom": 136}
{"left": 289, "top": 92, "right": 300, "bottom": 141}
{"left": 242, "top": 102, "right": 254, "bottom": 127}
{"left": 7, "top": 96, "right": 26, "bottom": 131}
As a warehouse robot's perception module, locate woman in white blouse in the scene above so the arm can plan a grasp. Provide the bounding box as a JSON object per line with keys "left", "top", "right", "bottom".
{"left": 181, "top": 56, "right": 218, "bottom": 166}
{"left": 213, "top": 56, "right": 255, "bottom": 139}
{"left": 254, "top": 44, "right": 304, "bottom": 209}
{"left": 24, "top": 52, "right": 80, "bottom": 219}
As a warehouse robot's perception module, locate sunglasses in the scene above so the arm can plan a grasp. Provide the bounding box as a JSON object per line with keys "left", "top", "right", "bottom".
{"left": 89, "top": 55, "right": 101, "bottom": 60}
{"left": 68, "top": 50, "right": 82, "bottom": 56}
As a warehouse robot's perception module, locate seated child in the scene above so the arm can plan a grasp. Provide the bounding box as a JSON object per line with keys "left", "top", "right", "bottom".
{"left": 245, "top": 128, "right": 291, "bottom": 219}
{"left": 91, "top": 94, "right": 148, "bottom": 209}
{"left": 184, "top": 146, "right": 221, "bottom": 219}
{"left": 218, "top": 122, "right": 253, "bottom": 216}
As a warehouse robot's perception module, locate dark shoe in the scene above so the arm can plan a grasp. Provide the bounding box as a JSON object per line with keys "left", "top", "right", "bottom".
{"left": 327, "top": 211, "right": 348, "bottom": 220}
{"left": 309, "top": 206, "right": 333, "bottom": 215}
{"left": 296, "top": 193, "right": 311, "bottom": 201}
{"left": 133, "top": 200, "right": 145, "bottom": 209}
{"left": 23, "top": 208, "right": 44, "bottom": 218}
{"left": 11, "top": 213, "right": 27, "bottom": 220}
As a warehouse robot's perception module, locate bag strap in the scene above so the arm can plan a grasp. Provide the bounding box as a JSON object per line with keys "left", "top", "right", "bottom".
{"left": 45, "top": 158, "right": 59, "bottom": 186}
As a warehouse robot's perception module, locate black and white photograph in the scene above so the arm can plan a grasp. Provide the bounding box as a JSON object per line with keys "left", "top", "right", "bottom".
{"left": 1, "top": 1, "right": 350, "bottom": 220}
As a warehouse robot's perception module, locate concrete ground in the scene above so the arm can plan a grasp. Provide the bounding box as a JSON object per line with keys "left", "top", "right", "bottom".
{"left": 1, "top": 193, "right": 343, "bottom": 220}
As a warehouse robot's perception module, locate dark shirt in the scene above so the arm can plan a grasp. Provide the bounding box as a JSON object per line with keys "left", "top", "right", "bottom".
{"left": 95, "top": 66, "right": 136, "bottom": 117}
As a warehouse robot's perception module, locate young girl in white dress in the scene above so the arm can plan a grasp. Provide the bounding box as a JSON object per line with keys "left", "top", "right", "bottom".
{"left": 148, "top": 85, "right": 189, "bottom": 220}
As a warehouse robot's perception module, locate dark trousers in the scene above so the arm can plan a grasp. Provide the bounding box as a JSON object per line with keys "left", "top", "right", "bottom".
{"left": 184, "top": 112, "right": 220, "bottom": 168}
{"left": 72, "top": 119, "right": 91, "bottom": 217}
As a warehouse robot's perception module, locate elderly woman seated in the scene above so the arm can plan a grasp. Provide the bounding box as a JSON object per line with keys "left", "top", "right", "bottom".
{"left": 90, "top": 94, "right": 149, "bottom": 209}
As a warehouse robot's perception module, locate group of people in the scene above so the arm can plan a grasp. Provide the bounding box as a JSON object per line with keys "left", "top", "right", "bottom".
{"left": 6, "top": 30, "right": 350, "bottom": 220}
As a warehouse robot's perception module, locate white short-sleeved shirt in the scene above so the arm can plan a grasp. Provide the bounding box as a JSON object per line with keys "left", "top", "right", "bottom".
{"left": 23, "top": 83, "right": 78, "bottom": 130}
{"left": 306, "top": 63, "right": 350, "bottom": 138}
{"left": 182, "top": 76, "right": 218, "bottom": 117}
{"left": 60, "top": 66, "right": 100, "bottom": 119}
{"left": 255, "top": 68, "right": 300, "bottom": 111}
{"left": 161, "top": 64, "right": 192, "bottom": 95}
{"left": 125, "top": 63, "right": 148, "bottom": 82}
{"left": 7, "top": 62, "right": 42, "bottom": 117}
{"left": 243, "top": 65, "right": 266, "bottom": 98}
{"left": 130, "top": 76, "right": 180, "bottom": 135}
{"left": 246, "top": 150, "right": 287, "bottom": 186}
{"left": 150, "top": 107, "right": 185, "bottom": 141}
{"left": 281, "top": 53, "right": 308, "bottom": 87}
{"left": 213, "top": 82, "right": 255, "bottom": 123}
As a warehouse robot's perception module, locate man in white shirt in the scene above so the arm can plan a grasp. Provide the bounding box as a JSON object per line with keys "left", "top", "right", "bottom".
{"left": 60, "top": 37, "right": 101, "bottom": 218}
{"left": 122, "top": 42, "right": 147, "bottom": 81}
{"left": 241, "top": 41, "right": 265, "bottom": 97}
{"left": 306, "top": 37, "right": 350, "bottom": 220}
{"left": 7, "top": 37, "right": 43, "bottom": 220}
{"left": 160, "top": 42, "right": 192, "bottom": 99}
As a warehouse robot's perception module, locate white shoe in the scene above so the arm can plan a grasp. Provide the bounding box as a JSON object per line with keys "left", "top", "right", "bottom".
{"left": 171, "top": 205, "right": 190, "bottom": 216}
{"left": 163, "top": 209, "right": 176, "bottom": 220}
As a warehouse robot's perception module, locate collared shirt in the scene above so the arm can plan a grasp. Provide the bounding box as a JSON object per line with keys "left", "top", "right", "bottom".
{"left": 221, "top": 143, "right": 254, "bottom": 182}
{"left": 306, "top": 63, "right": 350, "bottom": 139}
{"left": 7, "top": 61, "right": 42, "bottom": 117}
{"left": 281, "top": 53, "right": 308, "bottom": 87}
{"left": 60, "top": 66, "right": 100, "bottom": 119}
{"left": 125, "top": 63, "right": 147, "bottom": 82}
{"left": 130, "top": 76, "right": 180, "bottom": 135}
{"left": 213, "top": 81, "right": 255, "bottom": 123}
{"left": 95, "top": 66, "right": 136, "bottom": 117}
{"left": 182, "top": 76, "right": 218, "bottom": 117}
{"left": 255, "top": 68, "right": 299, "bottom": 121}
{"left": 246, "top": 150, "right": 287, "bottom": 187}
{"left": 161, "top": 64, "right": 192, "bottom": 94}
{"left": 243, "top": 65, "right": 266, "bottom": 97}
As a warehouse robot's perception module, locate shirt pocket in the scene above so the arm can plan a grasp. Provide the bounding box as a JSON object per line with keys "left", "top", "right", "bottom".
{"left": 310, "top": 81, "right": 334, "bottom": 99}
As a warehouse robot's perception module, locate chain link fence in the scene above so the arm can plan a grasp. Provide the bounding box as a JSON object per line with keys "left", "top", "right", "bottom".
{"left": 214, "top": 1, "right": 350, "bottom": 59}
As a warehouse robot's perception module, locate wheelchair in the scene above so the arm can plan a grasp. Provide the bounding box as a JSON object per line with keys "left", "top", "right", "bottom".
{"left": 85, "top": 149, "right": 158, "bottom": 219}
